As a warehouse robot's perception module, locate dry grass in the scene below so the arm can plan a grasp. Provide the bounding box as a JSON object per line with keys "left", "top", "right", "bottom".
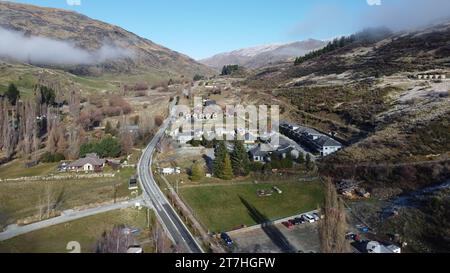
{"left": 0, "top": 208, "right": 153, "bottom": 253}
{"left": 0, "top": 168, "right": 137, "bottom": 227}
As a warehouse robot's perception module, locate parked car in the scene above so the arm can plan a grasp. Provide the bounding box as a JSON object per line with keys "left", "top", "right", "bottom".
{"left": 282, "top": 221, "right": 294, "bottom": 229}
{"left": 220, "top": 232, "right": 233, "bottom": 246}
{"left": 345, "top": 232, "right": 356, "bottom": 240}
{"left": 312, "top": 213, "right": 320, "bottom": 221}
{"left": 358, "top": 226, "right": 369, "bottom": 233}
{"left": 293, "top": 217, "right": 304, "bottom": 225}
{"left": 302, "top": 214, "right": 315, "bottom": 223}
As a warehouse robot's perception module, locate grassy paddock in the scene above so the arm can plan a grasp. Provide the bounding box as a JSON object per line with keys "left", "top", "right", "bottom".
{"left": 0, "top": 168, "right": 137, "bottom": 226}
{"left": 180, "top": 180, "right": 324, "bottom": 233}
{"left": 0, "top": 208, "right": 153, "bottom": 253}
{"left": 0, "top": 161, "right": 59, "bottom": 179}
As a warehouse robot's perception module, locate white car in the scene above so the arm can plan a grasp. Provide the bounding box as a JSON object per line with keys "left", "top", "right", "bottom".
{"left": 311, "top": 213, "right": 320, "bottom": 221}
{"left": 302, "top": 214, "right": 315, "bottom": 223}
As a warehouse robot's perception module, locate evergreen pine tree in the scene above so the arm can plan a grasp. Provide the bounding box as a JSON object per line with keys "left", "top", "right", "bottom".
{"left": 190, "top": 161, "right": 204, "bottom": 181}
{"left": 221, "top": 153, "right": 234, "bottom": 180}
{"left": 213, "top": 141, "right": 227, "bottom": 178}
{"left": 305, "top": 153, "right": 312, "bottom": 170}
{"left": 5, "top": 83, "right": 20, "bottom": 105}
{"left": 231, "top": 140, "right": 250, "bottom": 176}
{"left": 297, "top": 151, "right": 305, "bottom": 164}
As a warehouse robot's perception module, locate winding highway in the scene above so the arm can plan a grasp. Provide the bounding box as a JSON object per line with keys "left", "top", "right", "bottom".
{"left": 137, "top": 100, "right": 203, "bottom": 253}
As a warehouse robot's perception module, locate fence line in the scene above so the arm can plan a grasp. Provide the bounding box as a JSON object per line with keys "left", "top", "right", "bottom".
{"left": 0, "top": 173, "right": 116, "bottom": 183}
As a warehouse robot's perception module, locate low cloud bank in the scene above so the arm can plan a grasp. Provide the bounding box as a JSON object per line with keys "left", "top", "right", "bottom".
{"left": 291, "top": 0, "right": 450, "bottom": 38}
{"left": 0, "top": 27, "right": 134, "bottom": 65}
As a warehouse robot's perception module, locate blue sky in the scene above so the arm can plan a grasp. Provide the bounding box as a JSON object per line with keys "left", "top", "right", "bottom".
{"left": 7, "top": 0, "right": 450, "bottom": 59}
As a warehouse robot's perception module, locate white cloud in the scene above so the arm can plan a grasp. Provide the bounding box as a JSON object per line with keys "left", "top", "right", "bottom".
{"left": 291, "top": 0, "right": 450, "bottom": 38}
{"left": 367, "top": 0, "right": 382, "bottom": 6}
{"left": 66, "top": 0, "right": 81, "bottom": 6}
{"left": 0, "top": 27, "right": 134, "bottom": 66}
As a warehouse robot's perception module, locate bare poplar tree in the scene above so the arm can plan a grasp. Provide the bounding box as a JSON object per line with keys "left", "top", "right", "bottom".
{"left": 96, "top": 225, "right": 134, "bottom": 253}
{"left": 0, "top": 98, "right": 6, "bottom": 149}
{"left": 120, "top": 132, "right": 134, "bottom": 155}
{"left": 21, "top": 99, "right": 38, "bottom": 157}
{"left": 68, "top": 88, "right": 80, "bottom": 121}
{"left": 152, "top": 220, "right": 171, "bottom": 253}
{"left": 2, "top": 101, "right": 17, "bottom": 159}
{"left": 319, "top": 178, "right": 350, "bottom": 253}
{"left": 67, "top": 125, "right": 82, "bottom": 160}
{"left": 138, "top": 110, "right": 155, "bottom": 136}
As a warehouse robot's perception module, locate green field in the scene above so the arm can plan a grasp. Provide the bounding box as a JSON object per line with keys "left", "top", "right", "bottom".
{"left": 180, "top": 180, "right": 324, "bottom": 233}
{"left": 0, "top": 161, "right": 59, "bottom": 179}
{"left": 0, "top": 167, "right": 138, "bottom": 227}
{"left": 0, "top": 208, "right": 153, "bottom": 253}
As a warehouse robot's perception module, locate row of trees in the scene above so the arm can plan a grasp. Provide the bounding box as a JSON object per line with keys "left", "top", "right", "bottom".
{"left": 221, "top": 65, "right": 240, "bottom": 76}
{"left": 294, "top": 36, "right": 357, "bottom": 65}
{"left": 0, "top": 75, "right": 85, "bottom": 163}
{"left": 213, "top": 140, "right": 250, "bottom": 180}
{"left": 3, "top": 83, "right": 20, "bottom": 105}
{"left": 294, "top": 27, "right": 392, "bottom": 65}
{"left": 190, "top": 140, "right": 315, "bottom": 181}
{"left": 79, "top": 136, "right": 122, "bottom": 158}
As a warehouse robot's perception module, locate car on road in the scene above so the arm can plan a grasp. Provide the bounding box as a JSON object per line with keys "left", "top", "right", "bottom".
{"left": 221, "top": 232, "right": 233, "bottom": 246}
{"left": 282, "top": 221, "right": 294, "bottom": 229}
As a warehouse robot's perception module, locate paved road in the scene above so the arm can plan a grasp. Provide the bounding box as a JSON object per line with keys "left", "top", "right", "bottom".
{"left": 137, "top": 101, "right": 203, "bottom": 253}
{"left": 0, "top": 198, "right": 143, "bottom": 241}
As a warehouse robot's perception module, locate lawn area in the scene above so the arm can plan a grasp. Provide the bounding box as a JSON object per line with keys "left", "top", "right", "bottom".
{"left": 0, "top": 167, "right": 138, "bottom": 227}
{"left": 0, "top": 208, "right": 153, "bottom": 253}
{"left": 179, "top": 180, "right": 324, "bottom": 233}
{"left": 0, "top": 161, "right": 59, "bottom": 179}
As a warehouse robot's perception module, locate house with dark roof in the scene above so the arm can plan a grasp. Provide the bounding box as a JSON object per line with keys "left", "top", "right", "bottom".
{"left": 280, "top": 122, "right": 342, "bottom": 156}
{"left": 67, "top": 153, "right": 106, "bottom": 172}
{"left": 313, "top": 136, "right": 342, "bottom": 156}
{"left": 249, "top": 144, "right": 272, "bottom": 162}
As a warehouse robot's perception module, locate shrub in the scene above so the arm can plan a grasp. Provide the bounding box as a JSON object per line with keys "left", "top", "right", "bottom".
{"left": 41, "top": 152, "right": 65, "bottom": 163}
{"left": 80, "top": 136, "right": 122, "bottom": 158}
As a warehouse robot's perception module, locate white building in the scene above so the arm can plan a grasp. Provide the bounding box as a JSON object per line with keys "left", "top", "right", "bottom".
{"left": 67, "top": 153, "right": 106, "bottom": 172}
{"left": 161, "top": 167, "right": 181, "bottom": 175}
{"left": 176, "top": 132, "right": 194, "bottom": 144}
{"left": 366, "top": 241, "right": 401, "bottom": 254}
{"left": 314, "top": 136, "right": 343, "bottom": 156}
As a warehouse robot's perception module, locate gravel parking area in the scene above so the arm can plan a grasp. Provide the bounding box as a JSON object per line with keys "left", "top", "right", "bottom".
{"left": 229, "top": 222, "right": 320, "bottom": 253}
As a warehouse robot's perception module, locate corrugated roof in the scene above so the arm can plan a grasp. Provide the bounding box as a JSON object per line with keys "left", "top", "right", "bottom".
{"left": 68, "top": 156, "right": 106, "bottom": 168}
{"left": 315, "top": 136, "right": 342, "bottom": 147}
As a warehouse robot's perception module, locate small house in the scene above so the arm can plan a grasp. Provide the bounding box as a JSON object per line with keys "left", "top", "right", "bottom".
{"left": 129, "top": 175, "right": 138, "bottom": 190}
{"left": 67, "top": 153, "right": 106, "bottom": 172}
{"left": 249, "top": 145, "right": 272, "bottom": 162}
{"left": 161, "top": 167, "right": 181, "bottom": 175}
{"left": 313, "top": 136, "right": 342, "bottom": 156}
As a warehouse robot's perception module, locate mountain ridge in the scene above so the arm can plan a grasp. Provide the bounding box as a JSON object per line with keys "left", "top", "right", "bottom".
{"left": 0, "top": 1, "right": 213, "bottom": 78}
{"left": 200, "top": 39, "right": 326, "bottom": 70}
